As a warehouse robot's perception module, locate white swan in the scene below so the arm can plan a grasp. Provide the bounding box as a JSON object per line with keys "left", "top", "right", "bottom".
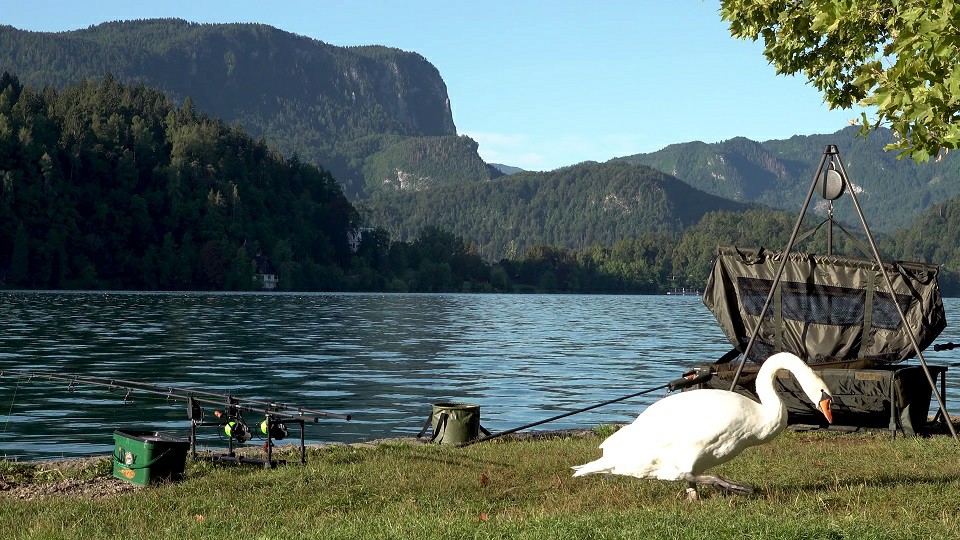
{"left": 572, "top": 352, "right": 832, "bottom": 499}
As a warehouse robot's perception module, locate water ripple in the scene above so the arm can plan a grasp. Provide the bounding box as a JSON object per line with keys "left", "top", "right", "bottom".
{"left": 0, "top": 291, "right": 958, "bottom": 460}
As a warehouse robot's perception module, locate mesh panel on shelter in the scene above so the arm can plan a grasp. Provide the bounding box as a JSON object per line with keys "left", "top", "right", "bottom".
{"left": 738, "top": 277, "right": 914, "bottom": 331}
{"left": 703, "top": 247, "right": 946, "bottom": 366}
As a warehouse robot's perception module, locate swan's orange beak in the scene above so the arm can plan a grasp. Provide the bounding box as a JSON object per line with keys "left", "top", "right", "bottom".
{"left": 819, "top": 391, "right": 833, "bottom": 424}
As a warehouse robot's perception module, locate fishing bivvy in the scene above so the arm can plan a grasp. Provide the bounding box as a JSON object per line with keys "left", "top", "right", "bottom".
{"left": 691, "top": 145, "right": 955, "bottom": 438}
{"left": 692, "top": 359, "right": 948, "bottom": 436}
{"left": 704, "top": 247, "right": 946, "bottom": 366}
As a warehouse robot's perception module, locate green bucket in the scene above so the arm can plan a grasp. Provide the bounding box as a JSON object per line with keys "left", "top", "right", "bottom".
{"left": 112, "top": 430, "right": 189, "bottom": 486}
{"left": 424, "top": 402, "right": 482, "bottom": 445}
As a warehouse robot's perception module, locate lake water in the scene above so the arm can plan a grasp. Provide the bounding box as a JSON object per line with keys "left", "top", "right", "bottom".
{"left": 2, "top": 292, "right": 959, "bottom": 461}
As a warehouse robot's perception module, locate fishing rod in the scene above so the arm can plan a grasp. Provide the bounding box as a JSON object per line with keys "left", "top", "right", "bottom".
{"left": 3, "top": 369, "right": 350, "bottom": 420}
{"left": 0, "top": 369, "right": 351, "bottom": 421}
{"left": 928, "top": 343, "right": 960, "bottom": 367}
{"left": 460, "top": 368, "right": 712, "bottom": 447}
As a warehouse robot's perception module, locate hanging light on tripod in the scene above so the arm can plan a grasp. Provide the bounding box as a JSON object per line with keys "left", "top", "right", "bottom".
{"left": 817, "top": 160, "right": 846, "bottom": 200}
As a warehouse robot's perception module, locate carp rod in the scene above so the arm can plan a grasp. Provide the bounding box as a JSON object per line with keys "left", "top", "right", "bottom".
{"left": 0, "top": 369, "right": 352, "bottom": 422}
{"left": 460, "top": 368, "right": 712, "bottom": 447}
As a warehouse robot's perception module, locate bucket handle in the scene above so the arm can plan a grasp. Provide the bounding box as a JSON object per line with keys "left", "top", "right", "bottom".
{"left": 429, "top": 412, "right": 449, "bottom": 443}
{"left": 113, "top": 448, "right": 172, "bottom": 470}
{"left": 416, "top": 412, "right": 490, "bottom": 442}
{"left": 417, "top": 412, "right": 449, "bottom": 442}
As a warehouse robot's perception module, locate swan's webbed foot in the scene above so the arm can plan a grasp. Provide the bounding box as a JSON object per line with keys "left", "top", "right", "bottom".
{"left": 684, "top": 482, "right": 699, "bottom": 501}
{"left": 691, "top": 474, "right": 754, "bottom": 496}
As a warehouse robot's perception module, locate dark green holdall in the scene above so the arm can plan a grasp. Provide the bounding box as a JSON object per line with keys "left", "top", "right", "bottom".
{"left": 113, "top": 430, "right": 190, "bottom": 486}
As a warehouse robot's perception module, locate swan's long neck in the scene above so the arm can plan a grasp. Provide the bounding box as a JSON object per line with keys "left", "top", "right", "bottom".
{"left": 752, "top": 354, "right": 799, "bottom": 438}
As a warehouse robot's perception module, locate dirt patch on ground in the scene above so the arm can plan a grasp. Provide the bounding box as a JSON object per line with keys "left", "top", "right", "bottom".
{"left": 1, "top": 476, "right": 138, "bottom": 500}
{"left": 0, "top": 455, "right": 137, "bottom": 500}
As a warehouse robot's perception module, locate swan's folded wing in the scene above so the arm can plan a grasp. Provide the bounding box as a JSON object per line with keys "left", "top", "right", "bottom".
{"left": 603, "top": 390, "right": 752, "bottom": 443}
{"left": 589, "top": 390, "right": 763, "bottom": 478}
{"left": 604, "top": 390, "right": 763, "bottom": 464}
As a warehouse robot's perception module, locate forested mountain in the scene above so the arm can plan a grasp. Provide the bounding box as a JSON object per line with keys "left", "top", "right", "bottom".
{"left": 7, "top": 67, "right": 956, "bottom": 295}
{"left": 886, "top": 196, "right": 960, "bottom": 293}
{"left": 8, "top": 18, "right": 958, "bottom": 243}
{"left": 0, "top": 73, "right": 517, "bottom": 293}
{"left": 361, "top": 160, "right": 752, "bottom": 260}
{"left": 0, "top": 73, "right": 356, "bottom": 289}
{"left": 10, "top": 20, "right": 959, "bottom": 296}
{"left": 0, "top": 19, "right": 501, "bottom": 198}
{"left": 615, "top": 127, "right": 960, "bottom": 232}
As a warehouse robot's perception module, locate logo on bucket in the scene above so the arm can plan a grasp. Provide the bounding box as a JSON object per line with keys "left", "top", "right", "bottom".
{"left": 119, "top": 468, "right": 135, "bottom": 479}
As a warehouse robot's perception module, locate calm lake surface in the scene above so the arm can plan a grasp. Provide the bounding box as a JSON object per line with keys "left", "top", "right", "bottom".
{"left": 2, "top": 292, "right": 960, "bottom": 461}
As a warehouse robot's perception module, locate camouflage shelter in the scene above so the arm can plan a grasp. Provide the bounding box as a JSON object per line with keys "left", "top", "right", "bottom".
{"left": 695, "top": 246, "right": 949, "bottom": 435}
{"left": 703, "top": 246, "right": 946, "bottom": 367}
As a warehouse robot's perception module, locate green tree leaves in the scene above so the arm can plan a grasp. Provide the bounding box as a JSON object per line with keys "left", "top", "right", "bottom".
{"left": 721, "top": 0, "right": 960, "bottom": 161}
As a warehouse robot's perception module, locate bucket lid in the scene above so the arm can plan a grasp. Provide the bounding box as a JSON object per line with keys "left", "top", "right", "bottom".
{"left": 114, "top": 430, "right": 187, "bottom": 444}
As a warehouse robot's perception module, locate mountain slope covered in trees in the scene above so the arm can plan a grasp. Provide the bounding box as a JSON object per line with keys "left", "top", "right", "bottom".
{"left": 886, "top": 196, "right": 960, "bottom": 293}
{"left": 0, "top": 19, "right": 501, "bottom": 198}
{"left": 616, "top": 127, "right": 960, "bottom": 232}
{"left": 7, "top": 68, "right": 960, "bottom": 295}
{"left": 0, "top": 72, "right": 358, "bottom": 289}
{"left": 361, "top": 161, "right": 753, "bottom": 260}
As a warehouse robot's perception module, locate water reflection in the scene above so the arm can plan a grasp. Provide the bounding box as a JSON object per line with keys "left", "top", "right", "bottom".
{"left": 1, "top": 291, "right": 958, "bottom": 460}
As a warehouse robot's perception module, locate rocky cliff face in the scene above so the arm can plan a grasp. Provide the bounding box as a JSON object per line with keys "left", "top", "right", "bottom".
{"left": 360, "top": 50, "right": 457, "bottom": 137}
{"left": 0, "top": 19, "right": 489, "bottom": 197}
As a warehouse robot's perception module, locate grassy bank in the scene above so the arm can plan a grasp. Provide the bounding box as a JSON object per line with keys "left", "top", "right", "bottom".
{"left": 3, "top": 429, "right": 960, "bottom": 539}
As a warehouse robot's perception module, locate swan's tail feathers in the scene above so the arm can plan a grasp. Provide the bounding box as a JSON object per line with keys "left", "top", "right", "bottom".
{"left": 571, "top": 458, "right": 612, "bottom": 477}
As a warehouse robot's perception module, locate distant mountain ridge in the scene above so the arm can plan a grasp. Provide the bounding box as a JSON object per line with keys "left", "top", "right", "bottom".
{"left": 0, "top": 19, "right": 501, "bottom": 198}
{"left": 362, "top": 160, "right": 753, "bottom": 260}
{"left": 490, "top": 163, "right": 524, "bottom": 175}
{"left": 615, "top": 127, "right": 960, "bottom": 232}
{"left": 12, "top": 18, "right": 959, "bottom": 257}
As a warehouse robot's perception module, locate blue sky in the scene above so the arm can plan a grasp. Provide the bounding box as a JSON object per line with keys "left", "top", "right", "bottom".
{"left": 0, "top": 1, "right": 865, "bottom": 171}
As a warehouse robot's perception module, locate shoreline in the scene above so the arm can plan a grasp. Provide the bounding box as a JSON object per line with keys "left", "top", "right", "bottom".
{"left": 0, "top": 428, "right": 602, "bottom": 500}
{"left": 14, "top": 427, "right": 602, "bottom": 466}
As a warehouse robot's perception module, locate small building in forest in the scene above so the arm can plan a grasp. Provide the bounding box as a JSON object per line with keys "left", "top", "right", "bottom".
{"left": 347, "top": 227, "right": 375, "bottom": 253}
{"left": 253, "top": 254, "right": 278, "bottom": 290}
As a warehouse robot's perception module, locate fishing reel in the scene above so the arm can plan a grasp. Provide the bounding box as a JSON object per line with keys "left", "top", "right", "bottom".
{"left": 260, "top": 418, "right": 289, "bottom": 441}
{"left": 213, "top": 407, "right": 252, "bottom": 444}
{"left": 224, "top": 417, "right": 251, "bottom": 443}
